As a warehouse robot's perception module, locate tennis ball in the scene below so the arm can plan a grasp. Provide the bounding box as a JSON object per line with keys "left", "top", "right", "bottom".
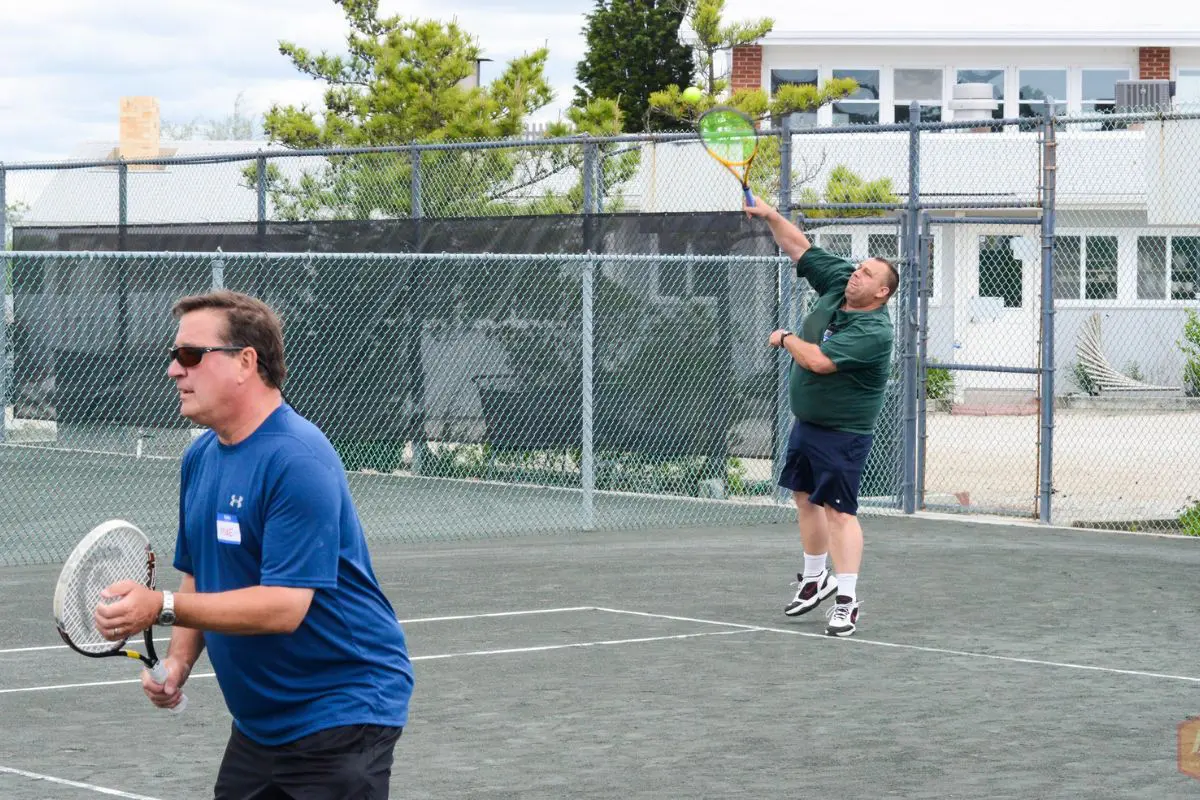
{"left": 682, "top": 86, "right": 704, "bottom": 104}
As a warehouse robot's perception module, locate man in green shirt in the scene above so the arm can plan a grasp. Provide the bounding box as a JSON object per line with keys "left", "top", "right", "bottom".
{"left": 745, "top": 195, "right": 897, "bottom": 637}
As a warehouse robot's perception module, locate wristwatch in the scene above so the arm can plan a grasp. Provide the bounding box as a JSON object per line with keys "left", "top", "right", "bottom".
{"left": 158, "top": 590, "right": 177, "bottom": 626}
{"left": 779, "top": 332, "right": 792, "bottom": 347}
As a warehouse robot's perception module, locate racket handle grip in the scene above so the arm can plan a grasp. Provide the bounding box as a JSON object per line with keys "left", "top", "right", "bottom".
{"left": 147, "top": 662, "right": 189, "bottom": 715}
{"left": 743, "top": 186, "right": 755, "bottom": 207}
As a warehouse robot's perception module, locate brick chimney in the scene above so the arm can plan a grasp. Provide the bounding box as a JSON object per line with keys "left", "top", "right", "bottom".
{"left": 731, "top": 45, "right": 763, "bottom": 92}
{"left": 118, "top": 97, "right": 161, "bottom": 162}
{"left": 1139, "top": 47, "right": 1171, "bottom": 80}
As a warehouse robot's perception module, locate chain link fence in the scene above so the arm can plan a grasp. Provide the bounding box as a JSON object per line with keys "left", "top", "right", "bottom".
{"left": 1045, "top": 110, "right": 1200, "bottom": 533}
{"left": 3, "top": 251, "right": 877, "bottom": 565}
{"left": 5, "top": 107, "right": 1200, "bottom": 561}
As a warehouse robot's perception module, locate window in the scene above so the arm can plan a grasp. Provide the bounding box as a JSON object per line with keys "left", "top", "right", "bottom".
{"left": 1081, "top": 68, "right": 1131, "bottom": 129}
{"left": 978, "top": 236, "right": 1023, "bottom": 308}
{"left": 957, "top": 69, "right": 1005, "bottom": 121}
{"left": 1172, "top": 237, "right": 1200, "bottom": 300}
{"left": 1055, "top": 236, "right": 1081, "bottom": 299}
{"left": 1019, "top": 69, "right": 1068, "bottom": 129}
{"left": 868, "top": 233, "right": 900, "bottom": 260}
{"left": 1085, "top": 237, "right": 1118, "bottom": 300}
{"left": 771, "top": 69, "right": 818, "bottom": 128}
{"left": 1137, "top": 237, "right": 1167, "bottom": 299}
{"left": 894, "top": 68, "right": 943, "bottom": 123}
{"left": 832, "top": 69, "right": 880, "bottom": 125}
{"left": 1135, "top": 235, "right": 1200, "bottom": 300}
{"left": 1178, "top": 69, "right": 1200, "bottom": 106}
{"left": 1054, "top": 236, "right": 1118, "bottom": 300}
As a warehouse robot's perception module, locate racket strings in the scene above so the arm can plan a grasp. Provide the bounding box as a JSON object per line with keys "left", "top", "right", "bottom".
{"left": 698, "top": 111, "right": 757, "bottom": 166}
{"left": 57, "top": 528, "right": 150, "bottom": 653}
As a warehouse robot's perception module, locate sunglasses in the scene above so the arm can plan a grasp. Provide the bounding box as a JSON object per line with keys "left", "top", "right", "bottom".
{"left": 168, "top": 345, "right": 247, "bottom": 368}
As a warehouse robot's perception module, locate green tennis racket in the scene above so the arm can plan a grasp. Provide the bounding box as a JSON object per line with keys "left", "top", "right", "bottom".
{"left": 697, "top": 106, "right": 760, "bottom": 207}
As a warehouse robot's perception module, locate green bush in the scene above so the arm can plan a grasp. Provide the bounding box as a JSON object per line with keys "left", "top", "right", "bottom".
{"left": 1179, "top": 309, "right": 1200, "bottom": 397}
{"left": 925, "top": 364, "right": 954, "bottom": 402}
{"left": 1179, "top": 500, "right": 1200, "bottom": 536}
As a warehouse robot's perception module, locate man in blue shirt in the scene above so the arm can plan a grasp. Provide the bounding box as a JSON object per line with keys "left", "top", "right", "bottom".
{"left": 95, "top": 290, "right": 414, "bottom": 799}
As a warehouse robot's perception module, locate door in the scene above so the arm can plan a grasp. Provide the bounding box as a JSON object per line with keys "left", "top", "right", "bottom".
{"left": 954, "top": 229, "right": 1040, "bottom": 396}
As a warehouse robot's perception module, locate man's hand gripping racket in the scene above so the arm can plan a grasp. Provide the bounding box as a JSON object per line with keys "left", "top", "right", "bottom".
{"left": 697, "top": 106, "right": 760, "bottom": 208}
{"left": 53, "top": 519, "right": 189, "bottom": 713}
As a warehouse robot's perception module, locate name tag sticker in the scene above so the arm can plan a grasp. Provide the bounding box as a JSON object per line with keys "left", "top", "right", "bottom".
{"left": 216, "top": 513, "right": 242, "bottom": 545}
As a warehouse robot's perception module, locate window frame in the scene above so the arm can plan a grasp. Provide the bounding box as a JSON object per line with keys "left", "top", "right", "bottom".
{"left": 1053, "top": 233, "right": 1120, "bottom": 302}
{"left": 1047, "top": 230, "right": 1200, "bottom": 308}
{"left": 830, "top": 67, "right": 883, "bottom": 126}
{"left": 1131, "top": 233, "right": 1200, "bottom": 304}
{"left": 892, "top": 67, "right": 946, "bottom": 125}
{"left": 1176, "top": 67, "right": 1200, "bottom": 108}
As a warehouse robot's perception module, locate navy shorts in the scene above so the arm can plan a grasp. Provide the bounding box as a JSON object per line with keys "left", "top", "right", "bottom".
{"left": 215, "top": 722, "right": 402, "bottom": 799}
{"left": 778, "top": 420, "right": 874, "bottom": 515}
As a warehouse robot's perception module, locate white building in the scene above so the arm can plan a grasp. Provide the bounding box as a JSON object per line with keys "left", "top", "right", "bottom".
{"left": 717, "top": 21, "right": 1200, "bottom": 398}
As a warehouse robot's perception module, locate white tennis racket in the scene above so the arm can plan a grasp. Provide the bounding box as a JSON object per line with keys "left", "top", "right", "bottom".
{"left": 53, "top": 519, "right": 188, "bottom": 713}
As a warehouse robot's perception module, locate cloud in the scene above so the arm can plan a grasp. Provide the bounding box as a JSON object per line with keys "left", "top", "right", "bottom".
{"left": 0, "top": 0, "right": 594, "bottom": 179}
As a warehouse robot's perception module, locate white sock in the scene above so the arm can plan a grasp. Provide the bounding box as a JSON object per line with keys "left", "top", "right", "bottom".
{"left": 836, "top": 573, "right": 858, "bottom": 602}
{"left": 802, "top": 553, "right": 828, "bottom": 579}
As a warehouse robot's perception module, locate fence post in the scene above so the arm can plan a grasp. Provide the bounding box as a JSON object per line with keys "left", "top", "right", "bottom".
{"left": 582, "top": 138, "right": 598, "bottom": 230}
{"left": 410, "top": 146, "right": 423, "bottom": 220}
{"left": 118, "top": 161, "right": 129, "bottom": 251}
{"left": 581, "top": 256, "right": 596, "bottom": 531}
{"left": 408, "top": 147, "right": 429, "bottom": 475}
{"left": 1038, "top": 99, "right": 1058, "bottom": 524}
{"left": 778, "top": 114, "right": 793, "bottom": 217}
{"left": 211, "top": 255, "right": 225, "bottom": 290}
{"left": 917, "top": 211, "right": 933, "bottom": 510}
{"left": 256, "top": 155, "right": 267, "bottom": 241}
{"left": 901, "top": 102, "right": 922, "bottom": 514}
{"left": 0, "top": 166, "right": 8, "bottom": 444}
{"left": 581, "top": 139, "right": 599, "bottom": 529}
{"left": 774, "top": 252, "right": 793, "bottom": 506}
{"left": 116, "top": 161, "right": 130, "bottom": 419}
{"left": 772, "top": 118, "right": 796, "bottom": 505}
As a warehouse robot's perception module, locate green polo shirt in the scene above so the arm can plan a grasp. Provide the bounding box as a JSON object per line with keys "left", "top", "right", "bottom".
{"left": 789, "top": 246, "right": 895, "bottom": 435}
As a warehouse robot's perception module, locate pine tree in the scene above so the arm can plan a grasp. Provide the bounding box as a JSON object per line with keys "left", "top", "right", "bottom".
{"left": 575, "top": 0, "right": 695, "bottom": 132}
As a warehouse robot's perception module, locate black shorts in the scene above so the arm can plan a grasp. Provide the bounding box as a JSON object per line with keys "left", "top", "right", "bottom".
{"left": 778, "top": 420, "right": 874, "bottom": 515}
{"left": 214, "top": 722, "right": 403, "bottom": 800}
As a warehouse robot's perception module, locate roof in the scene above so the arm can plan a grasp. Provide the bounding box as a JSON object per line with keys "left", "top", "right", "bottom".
{"left": 759, "top": 31, "right": 1200, "bottom": 48}
{"left": 716, "top": 0, "right": 1200, "bottom": 47}
{"left": 20, "top": 139, "right": 269, "bottom": 227}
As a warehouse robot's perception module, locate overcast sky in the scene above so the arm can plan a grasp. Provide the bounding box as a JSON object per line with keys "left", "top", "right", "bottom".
{"left": 0, "top": 0, "right": 600, "bottom": 167}
{"left": 2, "top": 0, "right": 1199, "bottom": 171}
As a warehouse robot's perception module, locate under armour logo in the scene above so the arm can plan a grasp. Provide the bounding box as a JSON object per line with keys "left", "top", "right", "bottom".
{"left": 230, "top": 495, "right": 244, "bottom": 508}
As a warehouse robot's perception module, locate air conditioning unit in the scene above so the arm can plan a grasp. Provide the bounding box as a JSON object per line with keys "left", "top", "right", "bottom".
{"left": 1116, "top": 79, "right": 1174, "bottom": 111}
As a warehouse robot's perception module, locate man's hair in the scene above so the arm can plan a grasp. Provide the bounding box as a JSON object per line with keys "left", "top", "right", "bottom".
{"left": 876, "top": 257, "right": 900, "bottom": 303}
{"left": 172, "top": 291, "right": 286, "bottom": 390}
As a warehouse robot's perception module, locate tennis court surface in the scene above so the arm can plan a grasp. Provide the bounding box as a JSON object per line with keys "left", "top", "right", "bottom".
{"left": 1, "top": 514, "right": 1198, "bottom": 799}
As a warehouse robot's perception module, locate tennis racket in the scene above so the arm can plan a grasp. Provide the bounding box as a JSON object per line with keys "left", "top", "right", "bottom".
{"left": 53, "top": 519, "right": 188, "bottom": 713}
{"left": 697, "top": 106, "right": 760, "bottom": 207}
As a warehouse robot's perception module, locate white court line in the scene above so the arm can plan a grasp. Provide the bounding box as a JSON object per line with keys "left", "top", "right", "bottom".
{"left": 0, "top": 607, "right": 595, "bottom": 656}
{"left": 595, "top": 607, "right": 1200, "bottom": 684}
{"left": 411, "top": 628, "right": 761, "bottom": 661}
{"left": 398, "top": 606, "right": 593, "bottom": 624}
{"left": 0, "top": 765, "right": 164, "bottom": 800}
{"left": 0, "top": 627, "right": 763, "bottom": 695}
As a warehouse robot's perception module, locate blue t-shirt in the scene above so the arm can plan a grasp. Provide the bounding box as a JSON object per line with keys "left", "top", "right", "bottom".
{"left": 174, "top": 403, "right": 414, "bottom": 746}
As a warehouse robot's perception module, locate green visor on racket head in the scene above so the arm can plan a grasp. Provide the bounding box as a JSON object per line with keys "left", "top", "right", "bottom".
{"left": 697, "top": 107, "right": 758, "bottom": 166}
